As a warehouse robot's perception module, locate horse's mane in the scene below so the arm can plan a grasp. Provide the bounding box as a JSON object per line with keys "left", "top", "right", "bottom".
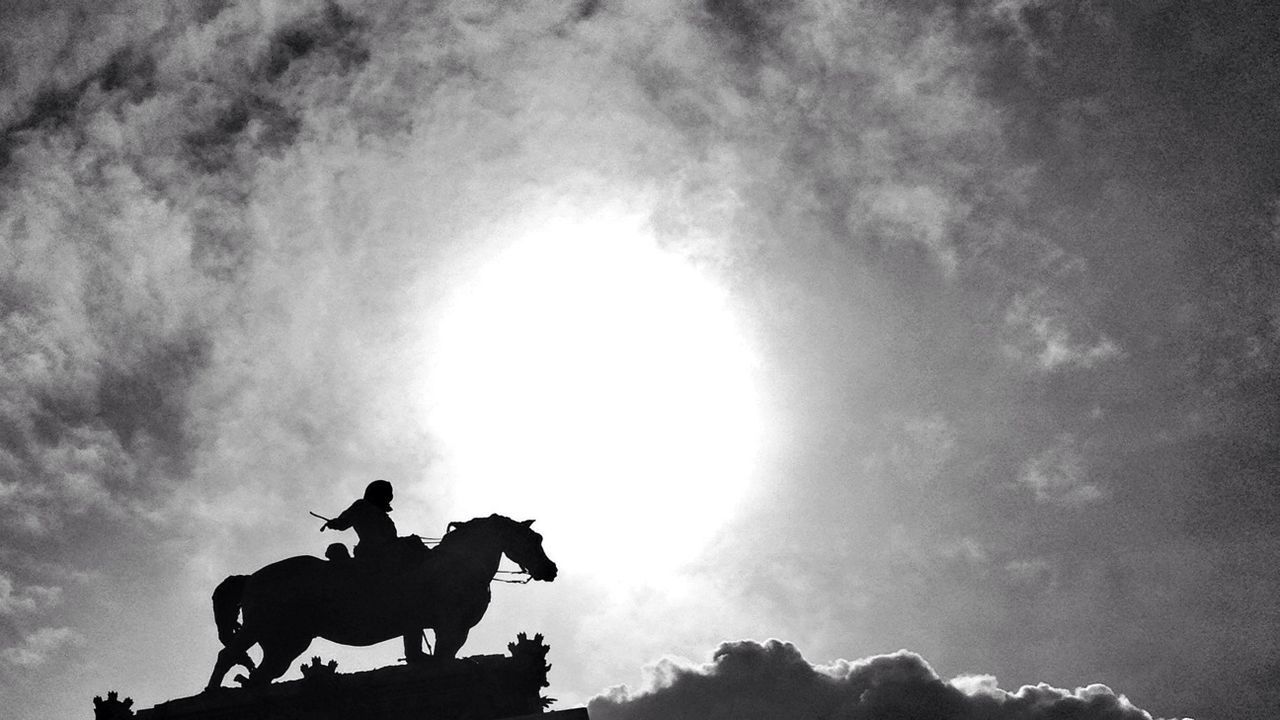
{"left": 438, "top": 514, "right": 516, "bottom": 549}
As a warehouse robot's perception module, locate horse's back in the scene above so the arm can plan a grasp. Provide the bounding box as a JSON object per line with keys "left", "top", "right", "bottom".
{"left": 245, "top": 555, "right": 389, "bottom": 607}
{"left": 243, "top": 556, "right": 329, "bottom": 612}
{"left": 257, "top": 554, "right": 327, "bottom": 575}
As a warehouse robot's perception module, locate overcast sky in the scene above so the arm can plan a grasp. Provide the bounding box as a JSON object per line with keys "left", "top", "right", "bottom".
{"left": 2, "top": 2, "right": 1278, "bottom": 719}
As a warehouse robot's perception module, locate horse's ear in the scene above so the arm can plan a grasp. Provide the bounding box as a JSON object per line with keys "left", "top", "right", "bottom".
{"left": 521, "top": 519, "right": 535, "bottom": 527}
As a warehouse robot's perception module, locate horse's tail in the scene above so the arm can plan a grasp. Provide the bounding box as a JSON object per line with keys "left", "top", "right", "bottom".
{"left": 211, "top": 574, "right": 249, "bottom": 646}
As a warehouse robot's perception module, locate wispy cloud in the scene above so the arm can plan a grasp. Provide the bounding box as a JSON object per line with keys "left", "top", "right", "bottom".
{"left": 1004, "top": 293, "right": 1122, "bottom": 372}
{"left": 0, "top": 626, "right": 83, "bottom": 669}
{"left": 1018, "top": 435, "right": 1104, "bottom": 506}
{"left": 0, "top": 573, "right": 61, "bottom": 618}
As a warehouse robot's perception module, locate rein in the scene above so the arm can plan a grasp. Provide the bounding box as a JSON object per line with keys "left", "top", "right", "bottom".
{"left": 493, "top": 571, "right": 532, "bottom": 584}
{"left": 415, "top": 528, "right": 532, "bottom": 584}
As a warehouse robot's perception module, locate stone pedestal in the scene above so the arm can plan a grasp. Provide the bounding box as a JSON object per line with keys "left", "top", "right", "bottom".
{"left": 94, "top": 634, "right": 588, "bottom": 720}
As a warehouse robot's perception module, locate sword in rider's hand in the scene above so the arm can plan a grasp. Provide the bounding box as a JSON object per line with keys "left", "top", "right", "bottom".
{"left": 310, "top": 511, "right": 334, "bottom": 531}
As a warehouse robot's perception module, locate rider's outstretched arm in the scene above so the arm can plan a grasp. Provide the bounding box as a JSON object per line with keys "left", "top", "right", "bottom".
{"left": 323, "top": 502, "right": 359, "bottom": 531}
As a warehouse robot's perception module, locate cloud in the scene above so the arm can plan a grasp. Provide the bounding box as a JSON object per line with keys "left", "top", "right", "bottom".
{"left": 0, "top": 0, "right": 1275, "bottom": 717}
{"left": 0, "top": 573, "right": 61, "bottom": 618}
{"left": 590, "top": 639, "right": 1182, "bottom": 720}
{"left": 0, "top": 0, "right": 384, "bottom": 536}
{"left": 0, "top": 626, "right": 83, "bottom": 669}
{"left": 1003, "top": 557, "right": 1054, "bottom": 585}
{"left": 1018, "top": 435, "right": 1104, "bottom": 507}
{"left": 1003, "top": 293, "right": 1122, "bottom": 372}
{"left": 0, "top": 0, "right": 1091, "bottom": 545}
{"left": 886, "top": 414, "right": 958, "bottom": 485}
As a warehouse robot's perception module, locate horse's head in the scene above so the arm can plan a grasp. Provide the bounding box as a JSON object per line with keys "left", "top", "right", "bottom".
{"left": 500, "top": 517, "right": 558, "bottom": 582}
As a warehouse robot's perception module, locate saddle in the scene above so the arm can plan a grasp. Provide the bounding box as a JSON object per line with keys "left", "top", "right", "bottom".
{"left": 324, "top": 535, "right": 430, "bottom": 564}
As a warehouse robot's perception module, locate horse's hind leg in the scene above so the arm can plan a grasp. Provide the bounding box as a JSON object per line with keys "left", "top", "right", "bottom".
{"left": 244, "top": 635, "right": 310, "bottom": 687}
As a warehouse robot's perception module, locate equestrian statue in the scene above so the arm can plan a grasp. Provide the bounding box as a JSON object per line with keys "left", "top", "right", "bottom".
{"left": 204, "top": 493, "right": 558, "bottom": 690}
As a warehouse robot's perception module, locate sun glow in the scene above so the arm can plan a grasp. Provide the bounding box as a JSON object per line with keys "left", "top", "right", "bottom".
{"left": 428, "top": 214, "right": 761, "bottom": 577}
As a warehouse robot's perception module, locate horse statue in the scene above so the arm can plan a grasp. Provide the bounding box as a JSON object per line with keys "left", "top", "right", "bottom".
{"left": 205, "top": 514, "right": 557, "bottom": 690}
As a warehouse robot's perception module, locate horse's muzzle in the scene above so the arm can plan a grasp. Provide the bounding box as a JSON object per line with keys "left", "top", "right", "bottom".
{"left": 531, "top": 561, "right": 557, "bottom": 581}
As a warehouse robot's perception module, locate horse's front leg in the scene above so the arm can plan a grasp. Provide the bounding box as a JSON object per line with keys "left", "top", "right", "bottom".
{"left": 205, "top": 646, "right": 243, "bottom": 691}
{"left": 433, "top": 625, "right": 470, "bottom": 660}
{"left": 403, "top": 631, "right": 429, "bottom": 664}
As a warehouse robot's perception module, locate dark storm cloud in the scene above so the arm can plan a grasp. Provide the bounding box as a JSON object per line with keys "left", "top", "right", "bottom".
{"left": 590, "top": 639, "right": 1175, "bottom": 720}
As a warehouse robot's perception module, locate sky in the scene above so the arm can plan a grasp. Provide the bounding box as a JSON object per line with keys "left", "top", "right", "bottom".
{"left": 1, "top": 1, "right": 1278, "bottom": 718}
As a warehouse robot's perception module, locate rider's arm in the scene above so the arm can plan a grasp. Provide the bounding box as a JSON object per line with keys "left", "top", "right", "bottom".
{"left": 324, "top": 501, "right": 360, "bottom": 531}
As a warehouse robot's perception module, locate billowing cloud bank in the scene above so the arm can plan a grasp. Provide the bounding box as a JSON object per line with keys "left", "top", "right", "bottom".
{"left": 591, "top": 640, "right": 1184, "bottom": 720}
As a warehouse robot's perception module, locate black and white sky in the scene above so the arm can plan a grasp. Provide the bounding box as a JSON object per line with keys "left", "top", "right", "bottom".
{"left": 2, "top": 1, "right": 1278, "bottom": 718}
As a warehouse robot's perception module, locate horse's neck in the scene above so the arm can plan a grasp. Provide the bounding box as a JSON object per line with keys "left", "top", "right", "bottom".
{"left": 438, "top": 528, "right": 504, "bottom": 581}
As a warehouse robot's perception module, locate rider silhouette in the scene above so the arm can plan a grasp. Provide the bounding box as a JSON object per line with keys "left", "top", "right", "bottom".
{"left": 319, "top": 480, "right": 432, "bottom": 663}
{"left": 322, "top": 480, "right": 398, "bottom": 559}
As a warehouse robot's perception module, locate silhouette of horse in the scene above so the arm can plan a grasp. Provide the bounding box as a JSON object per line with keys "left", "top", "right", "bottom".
{"left": 205, "top": 514, "right": 557, "bottom": 689}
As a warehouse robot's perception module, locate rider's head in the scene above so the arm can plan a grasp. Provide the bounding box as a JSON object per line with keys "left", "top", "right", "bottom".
{"left": 364, "top": 479, "right": 393, "bottom": 512}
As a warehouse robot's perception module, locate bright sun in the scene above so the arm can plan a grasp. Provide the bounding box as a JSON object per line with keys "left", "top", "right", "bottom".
{"left": 427, "top": 214, "right": 761, "bottom": 577}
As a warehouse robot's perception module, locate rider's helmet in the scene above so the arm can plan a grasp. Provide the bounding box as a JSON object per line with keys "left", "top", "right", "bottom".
{"left": 364, "top": 479, "right": 393, "bottom": 512}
